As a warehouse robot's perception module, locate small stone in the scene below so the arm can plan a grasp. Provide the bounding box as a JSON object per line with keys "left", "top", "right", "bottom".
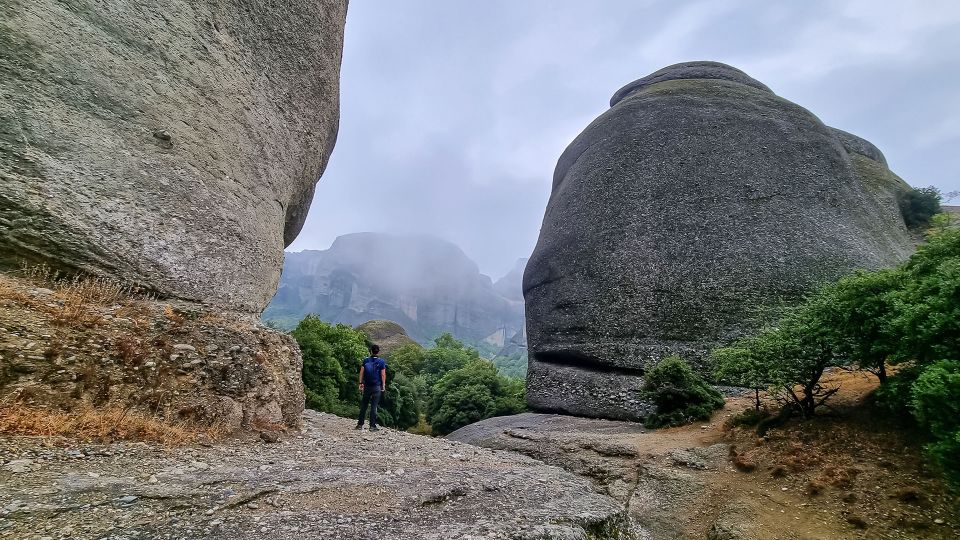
{"left": 174, "top": 343, "right": 196, "bottom": 352}
{"left": 934, "top": 518, "right": 945, "bottom": 525}
{"left": 260, "top": 431, "right": 280, "bottom": 444}
{"left": 118, "top": 495, "right": 138, "bottom": 504}
{"left": 148, "top": 475, "right": 158, "bottom": 483}
{"left": 247, "top": 502, "right": 259, "bottom": 510}
{"left": 3, "top": 459, "right": 36, "bottom": 473}
{"left": 86, "top": 472, "right": 100, "bottom": 478}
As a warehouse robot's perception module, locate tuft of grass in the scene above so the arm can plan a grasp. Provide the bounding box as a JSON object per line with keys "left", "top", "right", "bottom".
{"left": 725, "top": 407, "right": 771, "bottom": 429}
{"left": 7, "top": 265, "right": 146, "bottom": 327}
{"left": 0, "top": 405, "right": 224, "bottom": 446}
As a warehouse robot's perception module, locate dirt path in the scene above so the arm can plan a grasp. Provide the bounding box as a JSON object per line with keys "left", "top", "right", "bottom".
{"left": 450, "top": 370, "right": 959, "bottom": 539}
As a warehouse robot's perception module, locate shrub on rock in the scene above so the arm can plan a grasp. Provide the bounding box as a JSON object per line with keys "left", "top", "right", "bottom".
{"left": 641, "top": 356, "right": 724, "bottom": 428}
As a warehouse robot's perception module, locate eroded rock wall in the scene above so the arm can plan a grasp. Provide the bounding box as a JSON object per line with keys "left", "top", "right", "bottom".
{"left": 524, "top": 61, "right": 915, "bottom": 420}
{"left": 0, "top": 0, "right": 348, "bottom": 312}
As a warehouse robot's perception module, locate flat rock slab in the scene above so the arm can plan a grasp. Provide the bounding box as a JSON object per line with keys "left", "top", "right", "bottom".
{"left": 0, "top": 411, "right": 636, "bottom": 539}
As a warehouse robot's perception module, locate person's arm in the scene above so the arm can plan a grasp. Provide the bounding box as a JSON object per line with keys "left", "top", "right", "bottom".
{"left": 380, "top": 367, "right": 387, "bottom": 392}
{"left": 359, "top": 365, "right": 365, "bottom": 391}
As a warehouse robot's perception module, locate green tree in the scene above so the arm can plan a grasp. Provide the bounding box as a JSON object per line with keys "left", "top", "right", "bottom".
{"left": 898, "top": 186, "right": 942, "bottom": 229}
{"left": 291, "top": 316, "right": 370, "bottom": 415}
{"left": 713, "top": 338, "right": 773, "bottom": 411}
{"left": 420, "top": 335, "right": 480, "bottom": 389}
{"left": 390, "top": 343, "right": 426, "bottom": 377}
{"left": 889, "top": 227, "right": 960, "bottom": 366}
{"left": 910, "top": 360, "right": 960, "bottom": 487}
{"left": 427, "top": 360, "right": 525, "bottom": 435}
{"left": 713, "top": 290, "right": 846, "bottom": 418}
{"left": 433, "top": 332, "right": 466, "bottom": 350}
{"left": 641, "top": 356, "right": 724, "bottom": 428}
{"left": 379, "top": 369, "right": 421, "bottom": 430}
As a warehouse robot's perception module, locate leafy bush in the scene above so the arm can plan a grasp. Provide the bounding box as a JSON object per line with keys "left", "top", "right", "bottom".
{"left": 909, "top": 360, "right": 960, "bottom": 487}
{"left": 898, "top": 186, "right": 942, "bottom": 229}
{"left": 641, "top": 356, "right": 724, "bottom": 428}
{"left": 427, "top": 360, "right": 525, "bottom": 435}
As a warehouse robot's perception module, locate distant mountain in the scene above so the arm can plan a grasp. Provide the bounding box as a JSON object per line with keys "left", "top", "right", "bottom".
{"left": 493, "top": 258, "right": 527, "bottom": 302}
{"left": 264, "top": 233, "right": 526, "bottom": 348}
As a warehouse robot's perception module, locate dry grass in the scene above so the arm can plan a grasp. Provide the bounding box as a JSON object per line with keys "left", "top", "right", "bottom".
{"left": 0, "top": 275, "right": 30, "bottom": 303}
{"left": 0, "top": 405, "right": 224, "bottom": 446}
{"left": 4, "top": 265, "right": 149, "bottom": 327}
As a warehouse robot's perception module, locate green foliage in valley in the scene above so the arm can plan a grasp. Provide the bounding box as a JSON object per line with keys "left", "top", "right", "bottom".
{"left": 641, "top": 356, "right": 724, "bottom": 428}
{"left": 491, "top": 352, "right": 527, "bottom": 379}
{"left": 290, "top": 323, "right": 525, "bottom": 434}
{"left": 713, "top": 223, "right": 960, "bottom": 487}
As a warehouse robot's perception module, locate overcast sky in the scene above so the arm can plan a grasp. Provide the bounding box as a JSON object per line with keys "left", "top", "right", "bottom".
{"left": 287, "top": 0, "right": 960, "bottom": 279}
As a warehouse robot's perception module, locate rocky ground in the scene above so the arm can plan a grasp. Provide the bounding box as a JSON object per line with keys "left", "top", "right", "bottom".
{"left": 0, "top": 410, "right": 634, "bottom": 540}
{"left": 450, "top": 370, "right": 960, "bottom": 540}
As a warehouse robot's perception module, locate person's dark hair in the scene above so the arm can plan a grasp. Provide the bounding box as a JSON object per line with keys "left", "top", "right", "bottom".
{"left": 369, "top": 344, "right": 380, "bottom": 356}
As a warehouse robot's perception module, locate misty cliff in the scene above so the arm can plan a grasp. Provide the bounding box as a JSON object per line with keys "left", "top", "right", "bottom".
{"left": 265, "top": 233, "right": 525, "bottom": 347}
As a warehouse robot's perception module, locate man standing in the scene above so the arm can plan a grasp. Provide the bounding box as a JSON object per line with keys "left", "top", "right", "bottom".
{"left": 356, "top": 344, "right": 387, "bottom": 431}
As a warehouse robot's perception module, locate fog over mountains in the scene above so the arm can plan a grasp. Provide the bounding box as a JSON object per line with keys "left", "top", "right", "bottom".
{"left": 265, "top": 233, "right": 526, "bottom": 352}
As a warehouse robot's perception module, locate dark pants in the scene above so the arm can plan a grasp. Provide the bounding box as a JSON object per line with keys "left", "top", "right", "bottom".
{"left": 357, "top": 386, "right": 382, "bottom": 427}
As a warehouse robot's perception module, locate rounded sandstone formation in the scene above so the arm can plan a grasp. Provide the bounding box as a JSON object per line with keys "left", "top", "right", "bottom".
{"left": 524, "top": 61, "right": 915, "bottom": 421}
{"left": 0, "top": 0, "right": 348, "bottom": 312}
{"left": 356, "top": 319, "right": 420, "bottom": 356}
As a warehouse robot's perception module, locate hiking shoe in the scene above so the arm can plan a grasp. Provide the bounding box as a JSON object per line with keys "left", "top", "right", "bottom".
{"left": 354, "top": 424, "right": 363, "bottom": 430}
{"left": 370, "top": 426, "right": 380, "bottom": 432}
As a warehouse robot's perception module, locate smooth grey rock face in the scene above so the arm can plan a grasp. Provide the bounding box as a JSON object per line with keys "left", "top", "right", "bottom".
{"left": 524, "top": 61, "right": 915, "bottom": 420}
{"left": 0, "top": 0, "right": 348, "bottom": 311}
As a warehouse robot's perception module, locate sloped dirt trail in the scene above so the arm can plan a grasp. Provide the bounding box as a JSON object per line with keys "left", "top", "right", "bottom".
{"left": 450, "top": 370, "right": 959, "bottom": 539}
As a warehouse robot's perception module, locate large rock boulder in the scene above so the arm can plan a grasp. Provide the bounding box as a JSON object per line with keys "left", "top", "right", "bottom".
{"left": 356, "top": 319, "right": 420, "bottom": 356}
{"left": 524, "top": 61, "right": 915, "bottom": 421}
{"left": 0, "top": 0, "right": 348, "bottom": 312}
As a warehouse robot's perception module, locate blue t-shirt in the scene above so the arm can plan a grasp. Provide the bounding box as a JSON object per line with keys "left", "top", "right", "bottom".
{"left": 362, "top": 356, "right": 386, "bottom": 389}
